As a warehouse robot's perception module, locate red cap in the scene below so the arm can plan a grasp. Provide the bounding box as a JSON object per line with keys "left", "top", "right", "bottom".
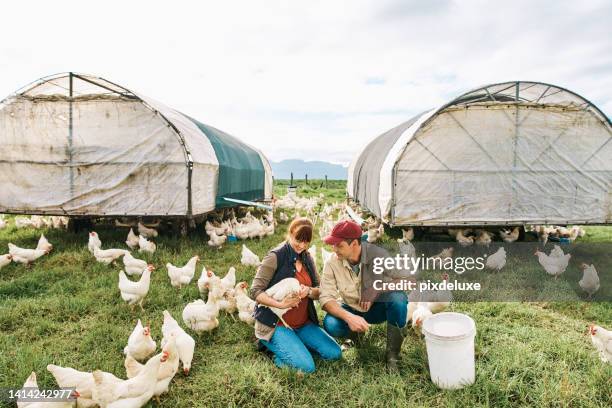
{"left": 323, "top": 220, "right": 363, "bottom": 245}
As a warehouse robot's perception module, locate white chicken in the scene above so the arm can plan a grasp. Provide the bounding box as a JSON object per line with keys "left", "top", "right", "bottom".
{"left": 430, "top": 247, "right": 454, "bottom": 261}
{"left": 166, "top": 256, "right": 199, "bottom": 288}
{"left": 485, "top": 247, "right": 506, "bottom": 271}
{"left": 455, "top": 229, "right": 474, "bottom": 247}
{"left": 17, "top": 371, "right": 38, "bottom": 408}
{"left": 475, "top": 230, "right": 493, "bottom": 247}
{"left": 205, "top": 220, "right": 229, "bottom": 237}
{"left": 51, "top": 216, "right": 66, "bottom": 230}
{"left": 279, "top": 212, "right": 289, "bottom": 223}
{"left": 0, "top": 217, "right": 7, "bottom": 230}
{"left": 94, "top": 246, "right": 129, "bottom": 265}
{"left": 92, "top": 352, "right": 165, "bottom": 408}
{"left": 499, "top": 227, "right": 520, "bottom": 243}
{"left": 321, "top": 247, "right": 334, "bottom": 266}
{"left": 15, "top": 217, "right": 34, "bottom": 229}
{"left": 125, "top": 228, "right": 140, "bottom": 250}
{"left": 217, "top": 288, "right": 238, "bottom": 315}
{"left": 47, "top": 364, "right": 122, "bottom": 408}
{"left": 235, "top": 281, "right": 256, "bottom": 325}
{"left": 220, "top": 266, "right": 236, "bottom": 292}
{"left": 264, "top": 222, "right": 275, "bottom": 237}
{"left": 30, "top": 216, "right": 45, "bottom": 229}
{"left": 137, "top": 235, "right": 156, "bottom": 254}
{"left": 241, "top": 244, "right": 261, "bottom": 267}
{"left": 589, "top": 324, "right": 612, "bottom": 364}
{"left": 549, "top": 244, "right": 565, "bottom": 258}
{"left": 123, "top": 319, "right": 157, "bottom": 361}
{"left": 123, "top": 252, "right": 148, "bottom": 276}
{"left": 161, "top": 310, "right": 196, "bottom": 375}
{"left": 207, "top": 231, "right": 227, "bottom": 248}
{"left": 579, "top": 263, "right": 600, "bottom": 299}
{"left": 260, "top": 277, "right": 301, "bottom": 328}
{"left": 402, "top": 228, "right": 415, "bottom": 241}
{"left": 366, "top": 225, "right": 382, "bottom": 243}
{"left": 124, "top": 333, "right": 179, "bottom": 402}
{"left": 88, "top": 232, "right": 102, "bottom": 254}
{"left": 534, "top": 249, "right": 571, "bottom": 279}
{"left": 182, "top": 297, "right": 220, "bottom": 333}
{"left": 204, "top": 268, "right": 237, "bottom": 314}
{"left": 137, "top": 222, "right": 158, "bottom": 238}
{"left": 233, "top": 222, "right": 250, "bottom": 240}
{"left": 408, "top": 273, "right": 452, "bottom": 319}
{"left": 0, "top": 254, "right": 12, "bottom": 270}
{"left": 410, "top": 303, "right": 433, "bottom": 335}
{"left": 8, "top": 243, "right": 48, "bottom": 266}
{"left": 18, "top": 371, "right": 78, "bottom": 408}
{"left": 397, "top": 238, "right": 416, "bottom": 259}
{"left": 36, "top": 234, "right": 53, "bottom": 252}
{"left": 197, "top": 266, "right": 211, "bottom": 295}
{"left": 118, "top": 265, "right": 154, "bottom": 310}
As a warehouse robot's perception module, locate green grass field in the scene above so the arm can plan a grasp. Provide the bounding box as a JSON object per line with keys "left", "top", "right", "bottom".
{"left": 0, "top": 181, "right": 610, "bottom": 408}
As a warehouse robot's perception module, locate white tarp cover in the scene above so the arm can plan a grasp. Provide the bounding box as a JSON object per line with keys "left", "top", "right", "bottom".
{"left": 0, "top": 94, "right": 192, "bottom": 215}
{"left": 0, "top": 73, "right": 272, "bottom": 216}
{"left": 349, "top": 82, "right": 612, "bottom": 225}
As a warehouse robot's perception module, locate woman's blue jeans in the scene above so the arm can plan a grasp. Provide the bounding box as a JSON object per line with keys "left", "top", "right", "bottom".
{"left": 260, "top": 322, "right": 342, "bottom": 373}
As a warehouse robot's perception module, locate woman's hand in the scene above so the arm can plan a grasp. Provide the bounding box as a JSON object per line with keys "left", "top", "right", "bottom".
{"left": 298, "top": 284, "right": 310, "bottom": 299}
{"left": 277, "top": 293, "right": 301, "bottom": 309}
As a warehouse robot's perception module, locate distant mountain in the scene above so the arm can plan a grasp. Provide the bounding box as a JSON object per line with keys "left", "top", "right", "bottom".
{"left": 271, "top": 159, "right": 348, "bottom": 180}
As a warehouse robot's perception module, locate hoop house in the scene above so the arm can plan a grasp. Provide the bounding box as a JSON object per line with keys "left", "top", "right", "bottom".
{"left": 0, "top": 73, "right": 273, "bottom": 217}
{"left": 348, "top": 81, "right": 611, "bottom": 226}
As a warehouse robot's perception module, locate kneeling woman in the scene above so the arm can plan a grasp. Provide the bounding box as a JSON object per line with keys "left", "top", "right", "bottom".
{"left": 249, "top": 218, "right": 341, "bottom": 373}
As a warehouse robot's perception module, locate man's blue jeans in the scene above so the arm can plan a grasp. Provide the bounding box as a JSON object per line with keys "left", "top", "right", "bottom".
{"left": 260, "top": 322, "right": 342, "bottom": 373}
{"left": 323, "top": 291, "right": 408, "bottom": 338}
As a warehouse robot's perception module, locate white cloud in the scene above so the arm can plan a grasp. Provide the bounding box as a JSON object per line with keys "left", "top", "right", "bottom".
{"left": 0, "top": 0, "right": 610, "bottom": 165}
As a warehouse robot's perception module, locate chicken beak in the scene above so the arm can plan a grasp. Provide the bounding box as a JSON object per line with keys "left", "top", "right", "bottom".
{"left": 183, "top": 367, "right": 190, "bottom": 375}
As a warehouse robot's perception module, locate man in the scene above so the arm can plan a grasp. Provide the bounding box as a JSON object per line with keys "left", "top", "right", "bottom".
{"left": 319, "top": 220, "right": 408, "bottom": 372}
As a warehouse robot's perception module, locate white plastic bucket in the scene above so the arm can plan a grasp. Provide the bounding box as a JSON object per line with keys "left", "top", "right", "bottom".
{"left": 422, "top": 312, "right": 476, "bottom": 390}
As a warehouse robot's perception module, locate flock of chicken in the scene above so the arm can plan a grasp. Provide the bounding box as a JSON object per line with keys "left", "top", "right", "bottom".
{"left": 2, "top": 197, "right": 611, "bottom": 407}
{"left": 18, "top": 312, "right": 191, "bottom": 408}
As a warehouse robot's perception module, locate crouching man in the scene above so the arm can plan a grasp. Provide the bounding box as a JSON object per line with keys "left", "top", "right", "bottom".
{"left": 320, "top": 220, "right": 408, "bottom": 372}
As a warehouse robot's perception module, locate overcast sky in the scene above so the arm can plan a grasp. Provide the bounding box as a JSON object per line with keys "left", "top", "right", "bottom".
{"left": 1, "top": 0, "right": 610, "bottom": 165}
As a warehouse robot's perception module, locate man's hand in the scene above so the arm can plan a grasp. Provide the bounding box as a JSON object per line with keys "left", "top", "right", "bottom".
{"left": 359, "top": 301, "right": 372, "bottom": 312}
{"left": 346, "top": 313, "right": 370, "bottom": 333}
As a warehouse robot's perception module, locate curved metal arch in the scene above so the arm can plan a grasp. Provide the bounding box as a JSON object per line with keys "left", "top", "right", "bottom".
{"left": 437, "top": 80, "right": 611, "bottom": 127}
{"left": 391, "top": 80, "right": 612, "bottom": 182}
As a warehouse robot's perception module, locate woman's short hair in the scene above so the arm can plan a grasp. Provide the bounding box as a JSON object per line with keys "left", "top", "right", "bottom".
{"left": 287, "top": 217, "right": 313, "bottom": 243}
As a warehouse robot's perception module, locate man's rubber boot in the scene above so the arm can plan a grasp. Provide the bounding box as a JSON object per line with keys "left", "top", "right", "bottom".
{"left": 386, "top": 324, "right": 405, "bottom": 373}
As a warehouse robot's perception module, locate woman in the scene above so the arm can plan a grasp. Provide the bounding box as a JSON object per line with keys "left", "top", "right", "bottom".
{"left": 249, "top": 217, "right": 342, "bottom": 373}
